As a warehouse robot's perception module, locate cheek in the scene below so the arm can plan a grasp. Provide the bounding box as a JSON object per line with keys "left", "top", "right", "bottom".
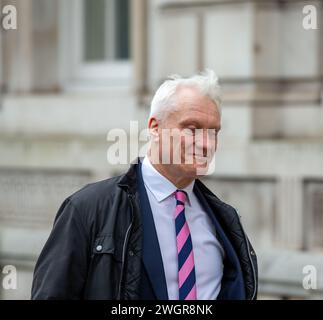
{"left": 205, "top": 133, "right": 218, "bottom": 149}
{"left": 213, "top": 137, "right": 218, "bottom": 150}
{"left": 180, "top": 137, "right": 194, "bottom": 157}
{"left": 209, "top": 136, "right": 217, "bottom": 148}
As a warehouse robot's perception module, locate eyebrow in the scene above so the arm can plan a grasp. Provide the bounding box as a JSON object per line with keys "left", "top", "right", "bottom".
{"left": 180, "top": 118, "right": 221, "bottom": 131}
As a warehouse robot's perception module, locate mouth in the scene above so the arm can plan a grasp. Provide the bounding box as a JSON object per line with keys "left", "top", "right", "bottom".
{"left": 193, "top": 153, "right": 206, "bottom": 158}
{"left": 191, "top": 154, "right": 208, "bottom": 163}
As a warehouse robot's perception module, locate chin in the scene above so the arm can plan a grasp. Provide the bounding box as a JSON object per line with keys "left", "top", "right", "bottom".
{"left": 179, "top": 163, "right": 206, "bottom": 178}
{"left": 192, "top": 159, "right": 210, "bottom": 176}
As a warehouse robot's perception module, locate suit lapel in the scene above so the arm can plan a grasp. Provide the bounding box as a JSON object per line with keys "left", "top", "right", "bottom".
{"left": 193, "top": 182, "right": 246, "bottom": 299}
{"left": 136, "top": 161, "right": 169, "bottom": 300}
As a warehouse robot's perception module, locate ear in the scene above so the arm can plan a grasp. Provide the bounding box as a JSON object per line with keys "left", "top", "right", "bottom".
{"left": 148, "top": 117, "right": 160, "bottom": 141}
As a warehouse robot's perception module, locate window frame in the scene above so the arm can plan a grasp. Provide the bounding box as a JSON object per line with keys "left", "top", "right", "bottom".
{"left": 58, "top": 0, "right": 132, "bottom": 91}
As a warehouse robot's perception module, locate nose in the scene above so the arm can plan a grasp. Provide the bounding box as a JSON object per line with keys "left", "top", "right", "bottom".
{"left": 194, "top": 129, "right": 217, "bottom": 157}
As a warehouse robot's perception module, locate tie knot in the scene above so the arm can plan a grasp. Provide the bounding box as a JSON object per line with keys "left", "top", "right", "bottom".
{"left": 175, "top": 189, "right": 187, "bottom": 204}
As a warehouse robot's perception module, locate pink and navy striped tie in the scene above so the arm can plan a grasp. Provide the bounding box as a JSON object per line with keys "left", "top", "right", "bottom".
{"left": 174, "top": 189, "right": 197, "bottom": 300}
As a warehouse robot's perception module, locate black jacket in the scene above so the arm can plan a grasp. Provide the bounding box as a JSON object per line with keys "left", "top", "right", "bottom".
{"left": 31, "top": 158, "right": 258, "bottom": 300}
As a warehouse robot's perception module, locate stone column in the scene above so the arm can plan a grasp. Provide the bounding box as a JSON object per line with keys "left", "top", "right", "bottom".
{"left": 275, "top": 175, "right": 304, "bottom": 249}
{"left": 2, "top": 0, "right": 33, "bottom": 93}
{"left": 132, "top": 0, "right": 149, "bottom": 105}
{"left": 1, "top": 0, "right": 59, "bottom": 93}
{"left": 31, "top": 0, "right": 59, "bottom": 92}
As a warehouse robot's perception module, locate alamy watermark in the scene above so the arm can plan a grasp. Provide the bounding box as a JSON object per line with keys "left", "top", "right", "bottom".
{"left": 1, "top": 265, "right": 17, "bottom": 290}
{"left": 303, "top": 265, "right": 317, "bottom": 290}
{"left": 1, "top": 4, "right": 17, "bottom": 30}
{"left": 303, "top": 5, "right": 318, "bottom": 30}
{"left": 106, "top": 121, "right": 219, "bottom": 176}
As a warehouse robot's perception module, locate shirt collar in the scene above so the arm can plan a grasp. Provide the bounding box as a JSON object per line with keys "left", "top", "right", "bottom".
{"left": 141, "top": 155, "right": 194, "bottom": 206}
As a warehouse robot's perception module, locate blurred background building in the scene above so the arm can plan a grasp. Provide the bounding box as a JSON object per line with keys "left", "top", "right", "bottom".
{"left": 0, "top": 0, "right": 323, "bottom": 299}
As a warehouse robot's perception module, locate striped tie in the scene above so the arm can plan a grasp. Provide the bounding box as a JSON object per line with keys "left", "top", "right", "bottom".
{"left": 174, "top": 189, "right": 197, "bottom": 300}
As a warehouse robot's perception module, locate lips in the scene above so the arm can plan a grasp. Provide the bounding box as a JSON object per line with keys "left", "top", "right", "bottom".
{"left": 191, "top": 154, "right": 208, "bottom": 163}
{"left": 193, "top": 153, "right": 207, "bottom": 158}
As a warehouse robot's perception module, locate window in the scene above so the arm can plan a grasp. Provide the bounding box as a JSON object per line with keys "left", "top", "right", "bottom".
{"left": 59, "top": 0, "right": 132, "bottom": 90}
{"left": 83, "top": 0, "right": 130, "bottom": 61}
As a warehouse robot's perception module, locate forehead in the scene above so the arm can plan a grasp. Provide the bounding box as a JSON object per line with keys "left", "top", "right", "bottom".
{"left": 172, "top": 86, "right": 221, "bottom": 127}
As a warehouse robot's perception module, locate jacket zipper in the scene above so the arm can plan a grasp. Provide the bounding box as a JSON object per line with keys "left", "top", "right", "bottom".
{"left": 117, "top": 192, "right": 134, "bottom": 299}
{"left": 235, "top": 209, "right": 257, "bottom": 300}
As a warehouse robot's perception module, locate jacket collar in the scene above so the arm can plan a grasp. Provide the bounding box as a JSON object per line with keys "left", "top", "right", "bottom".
{"left": 117, "top": 157, "right": 143, "bottom": 195}
{"left": 117, "top": 156, "right": 225, "bottom": 207}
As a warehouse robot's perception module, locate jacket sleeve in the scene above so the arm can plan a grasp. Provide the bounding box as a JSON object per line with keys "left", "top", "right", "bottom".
{"left": 31, "top": 197, "right": 90, "bottom": 299}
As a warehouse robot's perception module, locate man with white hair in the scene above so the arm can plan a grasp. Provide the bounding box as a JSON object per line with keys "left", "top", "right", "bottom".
{"left": 31, "top": 70, "right": 258, "bottom": 300}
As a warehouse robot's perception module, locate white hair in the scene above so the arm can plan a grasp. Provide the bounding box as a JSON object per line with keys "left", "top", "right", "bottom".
{"left": 149, "top": 69, "right": 222, "bottom": 121}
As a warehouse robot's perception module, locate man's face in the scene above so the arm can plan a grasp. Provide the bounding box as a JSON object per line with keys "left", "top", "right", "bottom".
{"left": 150, "top": 86, "right": 221, "bottom": 178}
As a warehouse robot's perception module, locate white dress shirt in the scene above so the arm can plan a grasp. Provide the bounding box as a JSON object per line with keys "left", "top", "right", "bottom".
{"left": 141, "top": 155, "right": 224, "bottom": 300}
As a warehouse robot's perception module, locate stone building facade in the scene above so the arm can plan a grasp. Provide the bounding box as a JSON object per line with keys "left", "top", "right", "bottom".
{"left": 0, "top": 0, "right": 322, "bottom": 299}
